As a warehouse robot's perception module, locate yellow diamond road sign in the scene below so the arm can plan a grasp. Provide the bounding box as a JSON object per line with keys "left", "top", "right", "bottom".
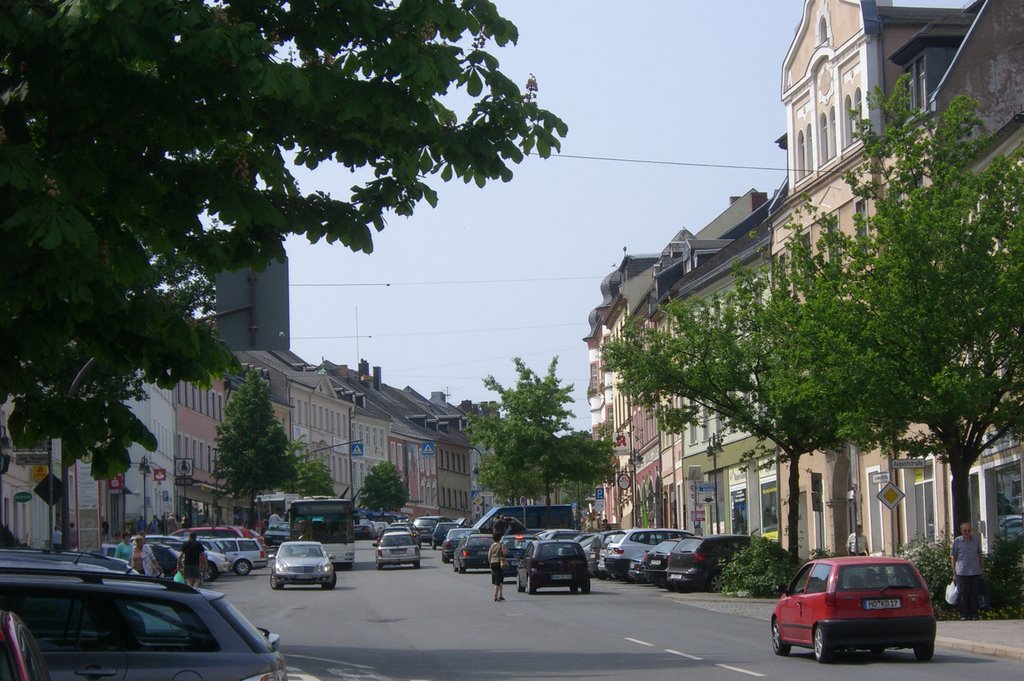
{"left": 877, "top": 481, "right": 905, "bottom": 510}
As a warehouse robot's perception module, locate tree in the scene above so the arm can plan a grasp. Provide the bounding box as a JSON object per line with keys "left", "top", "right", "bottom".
{"left": 468, "top": 358, "right": 615, "bottom": 521}
{"left": 790, "top": 79, "right": 1024, "bottom": 531}
{"left": 360, "top": 462, "right": 408, "bottom": 512}
{"left": 0, "top": 0, "right": 567, "bottom": 475}
{"left": 214, "top": 372, "right": 295, "bottom": 526}
{"left": 282, "top": 440, "right": 335, "bottom": 498}
{"left": 602, "top": 266, "right": 846, "bottom": 560}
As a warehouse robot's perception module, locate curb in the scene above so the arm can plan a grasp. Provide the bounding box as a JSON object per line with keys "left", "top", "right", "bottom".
{"left": 935, "top": 637, "right": 1024, "bottom": 663}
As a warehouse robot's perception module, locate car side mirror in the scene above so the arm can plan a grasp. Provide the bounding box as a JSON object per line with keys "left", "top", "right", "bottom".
{"left": 329, "top": 554, "right": 335, "bottom": 560}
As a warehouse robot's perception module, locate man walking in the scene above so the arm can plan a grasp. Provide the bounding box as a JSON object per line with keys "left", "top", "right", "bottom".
{"left": 178, "top": 531, "right": 208, "bottom": 587}
{"left": 847, "top": 523, "right": 868, "bottom": 556}
{"left": 951, "top": 522, "right": 984, "bottom": 620}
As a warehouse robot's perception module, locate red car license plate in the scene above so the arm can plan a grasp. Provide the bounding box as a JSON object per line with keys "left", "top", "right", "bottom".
{"left": 863, "top": 598, "right": 900, "bottom": 610}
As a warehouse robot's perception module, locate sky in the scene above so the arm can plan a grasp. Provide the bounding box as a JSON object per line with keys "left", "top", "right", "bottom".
{"left": 283, "top": 0, "right": 967, "bottom": 432}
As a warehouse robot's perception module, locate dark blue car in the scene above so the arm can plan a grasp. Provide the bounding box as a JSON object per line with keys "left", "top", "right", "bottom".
{"left": 499, "top": 534, "right": 536, "bottom": 580}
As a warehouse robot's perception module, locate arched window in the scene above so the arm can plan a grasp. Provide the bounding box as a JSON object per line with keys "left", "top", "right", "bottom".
{"left": 806, "top": 124, "right": 814, "bottom": 174}
{"left": 818, "top": 17, "right": 828, "bottom": 45}
{"left": 844, "top": 94, "right": 854, "bottom": 147}
{"left": 854, "top": 88, "right": 862, "bottom": 119}
{"left": 828, "top": 107, "right": 837, "bottom": 159}
{"left": 819, "top": 113, "right": 829, "bottom": 164}
{"left": 796, "top": 130, "right": 806, "bottom": 178}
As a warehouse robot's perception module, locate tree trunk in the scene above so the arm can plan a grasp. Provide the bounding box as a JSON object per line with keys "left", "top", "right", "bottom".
{"left": 786, "top": 452, "right": 802, "bottom": 561}
{"left": 948, "top": 454, "right": 972, "bottom": 535}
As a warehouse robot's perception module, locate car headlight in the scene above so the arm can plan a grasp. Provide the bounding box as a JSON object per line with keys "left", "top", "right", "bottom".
{"left": 320, "top": 562, "right": 333, "bottom": 573}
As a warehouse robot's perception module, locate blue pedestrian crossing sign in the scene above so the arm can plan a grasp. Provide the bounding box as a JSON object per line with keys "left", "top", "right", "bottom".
{"left": 421, "top": 441, "right": 436, "bottom": 456}
{"left": 350, "top": 443, "right": 364, "bottom": 457}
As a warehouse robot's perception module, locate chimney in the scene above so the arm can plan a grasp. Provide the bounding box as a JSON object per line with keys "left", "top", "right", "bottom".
{"left": 373, "top": 366, "right": 381, "bottom": 391}
{"left": 431, "top": 391, "right": 447, "bottom": 404}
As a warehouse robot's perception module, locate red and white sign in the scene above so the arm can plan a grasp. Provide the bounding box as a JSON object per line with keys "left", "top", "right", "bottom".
{"left": 153, "top": 468, "right": 166, "bottom": 482}
{"left": 108, "top": 474, "right": 124, "bottom": 491}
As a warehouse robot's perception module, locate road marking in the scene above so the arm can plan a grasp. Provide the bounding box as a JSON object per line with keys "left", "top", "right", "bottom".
{"left": 664, "top": 648, "right": 702, "bottom": 660}
{"left": 288, "top": 655, "right": 375, "bottom": 669}
{"left": 716, "top": 664, "right": 764, "bottom": 677}
{"left": 625, "top": 637, "right": 654, "bottom": 647}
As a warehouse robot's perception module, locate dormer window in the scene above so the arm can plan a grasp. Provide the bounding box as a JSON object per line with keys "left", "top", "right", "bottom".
{"left": 818, "top": 17, "right": 829, "bottom": 45}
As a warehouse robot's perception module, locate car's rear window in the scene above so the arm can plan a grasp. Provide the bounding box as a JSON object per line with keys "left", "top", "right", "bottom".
{"left": 466, "top": 537, "right": 492, "bottom": 547}
{"left": 381, "top": 535, "right": 414, "bottom": 547}
{"left": 673, "top": 538, "right": 703, "bottom": 553}
{"left": 837, "top": 563, "right": 923, "bottom": 590}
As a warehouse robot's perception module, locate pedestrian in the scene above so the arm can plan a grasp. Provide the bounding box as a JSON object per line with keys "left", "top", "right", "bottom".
{"left": 148, "top": 515, "right": 160, "bottom": 534}
{"left": 51, "top": 525, "right": 62, "bottom": 550}
{"left": 178, "top": 531, "right": 208, "bottom": 587}
{"left": 135, "top": 516, "right": 145, "bottom": 533}
{"left": 66, "top": 522, "right": 78, "bottom": 550}
{"left": 487, "top": 537, "right": 506, "bottom": 602}
{"left": 101, "top": 519, "right": 109, "bottom": 541}
{"left": 114, "top": 532, "right": 134, "bottom": 562}
{"left": 182, "top": 515, "right": 191, "bottom": 529}
{"left": 131, "top": 533, "right": 162, "bottom": 577}
{"left": 950, "top": 521, "right": 985, "bottom": 621}
{"left": 847, "top": 523, "right": 868, "bottom": 556}
{"left": 166, "top": 514, "right": 178, "bottom": 533}
{"left": 492, "top": 515, "right": 508, "bottom": 543}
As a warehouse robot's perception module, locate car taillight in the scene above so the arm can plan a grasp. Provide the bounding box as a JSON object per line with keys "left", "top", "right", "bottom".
{"left": 612, "top": 547, "right": 624, "bottom": 555}
{"left": 693, "top": 551, "right": 707, "bottom": 562}
{"left": 462, "top": 550, "right": 470, "bottom": 557}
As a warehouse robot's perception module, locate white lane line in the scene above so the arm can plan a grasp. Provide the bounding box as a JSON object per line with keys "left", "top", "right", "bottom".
{"left": 625, "top": 637, "right": 654, "bottom": 647}
{"left": 664, "top": 648, "right": 703, "bottom": 660}
{"left": 716, "top": 664, "right": 764, "bottom": 677}
{"left": 287, "top": 655, "right": 375, "bottom": 669}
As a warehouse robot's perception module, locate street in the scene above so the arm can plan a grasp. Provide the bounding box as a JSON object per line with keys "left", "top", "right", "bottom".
{"left": 211, "top": 542, "right": 1024, "bottom": 681}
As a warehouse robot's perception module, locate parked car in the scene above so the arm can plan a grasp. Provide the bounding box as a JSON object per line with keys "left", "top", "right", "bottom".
{"left": 0, "top": 610, "right": 51, "bottom": 681}
{"left": 771, "top": 556, "right": 936, "bottom": 663}
{"left": 602, "top": 528, "right": 692, "bottom": 581}
{"left": 0, "top": 565, "right": 287, "bottom": 681}
{"left": 195, "top": 539, "right": 234, "bottom": 581}
{"left": 516, "top": 539, "right": 590, "bottom": 594}
{"left": 499, "top": 533, "right": 536, "bottom": 580}
{"left": 534, "top": 529, "right": 583, "bottom": 541}
{"left": 269, "top": 541, "right": 336, "bottom": 590}
{"left": 440, "top": 528, "right": 475, "bottom": 564}
{"left": 353, "top": 519, "right": 374, "bottom": 541}
{"left": 452, "top": 534, "right": 493, "bottom": 574}
{"left": 5, "top": 548, "right": 133, "bottom": 574}
{"left": 369, "top": 521, "right": 389, "bottom": 539}
{"left": 641, "top": 539, "right": 682, "bottom": 589}
{"left": 263, "top": 522, "right": 292, "bottom": 547}
{"left": 430, "top": 522, "right": 457, "bottom": 549}
{"left": 382, "top": 522, "right": 419, "bottom": 544}
{"left": 139, "top": 534, "right": 185, "bottom": 549}
{"left": 665, "top": 534, "right": 750, "bottom": 593}
{"left": 198, "top": 537, "right": 267, "bottom": 575}
{"left": 587, "top": 529, "right": 625, "bottom": 579}
{"left": 412, "top": 516, "right": 453, "bottom": 546}
{"left": 375, "top": 532, "right": 420, "bottom": 569}
{"left": 173, "top": 525, "right": 262, "bottom": 541}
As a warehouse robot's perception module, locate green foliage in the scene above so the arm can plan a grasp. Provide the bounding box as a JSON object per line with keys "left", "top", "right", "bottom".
{"left": 721, "top": 535, "right": 797, "bottom": 597}
{"left": 0, "top": 0, "right": 567, "bottom": 475}
{"left": 214, "top": 372, "right": 294, "bottom": 522}
{"left": 282, "top": 440, "right": 336, "bottom": 498}
{"left": 984, "top": 536, "right": 1024, "bottom": 612}
{"left": 359, "top": 462, "right": 408, "bottom": 513}
{"left": 468, "top": 358, "right": 615, "bottom": 505}
{"left": 898, "top": 536, "right": 953, "bottom": 611}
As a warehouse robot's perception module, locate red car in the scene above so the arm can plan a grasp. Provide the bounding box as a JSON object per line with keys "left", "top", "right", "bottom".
{"left": 0, "top": 610, "right": 50, "bottom": 681}
{"left": 771, "top": 556, "right": 936, "bottom": 663}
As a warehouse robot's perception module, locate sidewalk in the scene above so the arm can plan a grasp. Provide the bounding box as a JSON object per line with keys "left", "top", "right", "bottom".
{"left": 664, "top": 591, "right": 1024, "bottom": 663}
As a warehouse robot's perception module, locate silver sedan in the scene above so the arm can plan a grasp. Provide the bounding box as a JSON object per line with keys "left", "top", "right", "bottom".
{"left": 270, "top": 541, "right": 336, "bottom": 590}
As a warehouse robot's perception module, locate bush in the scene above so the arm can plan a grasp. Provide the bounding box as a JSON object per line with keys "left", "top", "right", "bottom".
{"left": 722, "top": 536, "right": 798, "bottom": 597}
{"left": 985, "top": 536, "right": 1024, "bottom": 612}
{"left": 898, "top": 536, "right": 952, "bottom": 611}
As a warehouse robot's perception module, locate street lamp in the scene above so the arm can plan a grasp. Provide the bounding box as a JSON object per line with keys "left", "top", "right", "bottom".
{"left": 708, "top": 432, "right": 723, "bottom": 534}
{"left": 0, "top": 426, "right": 12, "bottom": 529}
{"left": 138, "top": 456, "right": 151, "bottom": 530}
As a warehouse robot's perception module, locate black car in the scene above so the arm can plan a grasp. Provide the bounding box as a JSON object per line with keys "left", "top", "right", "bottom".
{"left": 0, "top": 549, "right": 131, "bottom": 574}
{"left": 665, "top": 534, "right": 750, "bottom": 592}
{"left": 0, "top": 565, "right": 286, "bottom": 681}
{"left": 430, "top": 522, "right": 457, "bottom": 549}
{"left": 516, "top": 539, "right": 590, "bottom": 594}
{"left": 440, "top": 528, "right": 474, "bottom": 564}
{"left": 452, "top": 534, "right": 493, "bottom": 574}
{"left": 642, "top": 539, "right": 682, "bottom": 588}
{"left": 498, "top": 533, "right": 536, "bottom": 580}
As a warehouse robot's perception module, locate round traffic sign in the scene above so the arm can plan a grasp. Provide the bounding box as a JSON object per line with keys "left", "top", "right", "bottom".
{"left": 518, "top": 495, "right": 527, "bottom": 505}
{"left": 13, "top": 491, "right": 32, "bottom": 503}
{"left": 617, "top": 473, "right": 631, "bottom": 490}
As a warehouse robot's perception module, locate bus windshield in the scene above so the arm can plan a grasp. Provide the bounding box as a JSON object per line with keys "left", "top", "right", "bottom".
{"left": 289, "top": 498, "right": 355, "bottom": 569}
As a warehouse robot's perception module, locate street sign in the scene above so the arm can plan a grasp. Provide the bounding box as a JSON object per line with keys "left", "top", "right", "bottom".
{"left": 350, "top": 443, "right": 364, "bottom": 457}
{"left": 518, "top": 496, "right": 527, "bottom": 505}
{"left": 421, "top": 441, "right": 435, "bottom": 456}
{"left": 153, "top": 467, "right": 166, "bottom": 482}
{"left": 471, "top": 489, "right": 478, "bottom": 499}
{"left": 32, "top": 466, "right": 47, "bottom": 482}
{"left": 175, "top": 476, "right": 194, "bottom": 487}
{"left": 617, "top": 473, "right": 631, "bottom": 490}
{"left": 891, "top": 459, "right": 927, "bottom": 469}
{"left": 690, "top": 508, "right": 706, "bottom": 522}
{"left": 870, "top": 471, "right": 890, "bottom": 485}
{"left": 108, "top": 474, "right": 124, "bottom": 491}
{"left": 13, "top": 492, "right": 31, "bottom": 503}
{"left": 594, "top": 487, "right": 605, "bottom": 501}
{"left": 15, "top": 449, "right": 49, "bottom": 466}
{"left": 876, "top": 481, "right": 905, "bottom": 510}
{"left": 175, "top": 459, "right": 193, "bottom": 477}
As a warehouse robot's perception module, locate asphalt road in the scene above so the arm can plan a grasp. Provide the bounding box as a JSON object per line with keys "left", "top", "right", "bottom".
{"left": 213, "top": 541, "right": 1024, "bottom": 681}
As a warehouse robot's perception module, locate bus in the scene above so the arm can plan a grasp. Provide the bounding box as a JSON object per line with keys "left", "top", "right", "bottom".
{"left": 289, "top": 498, "right": 355, "bottom": 570}
{"left": 256, "top": 492, "right": 301, "bottom": 521}
{"left": 471, "top": 504, "right": 575, "bottom": 534}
